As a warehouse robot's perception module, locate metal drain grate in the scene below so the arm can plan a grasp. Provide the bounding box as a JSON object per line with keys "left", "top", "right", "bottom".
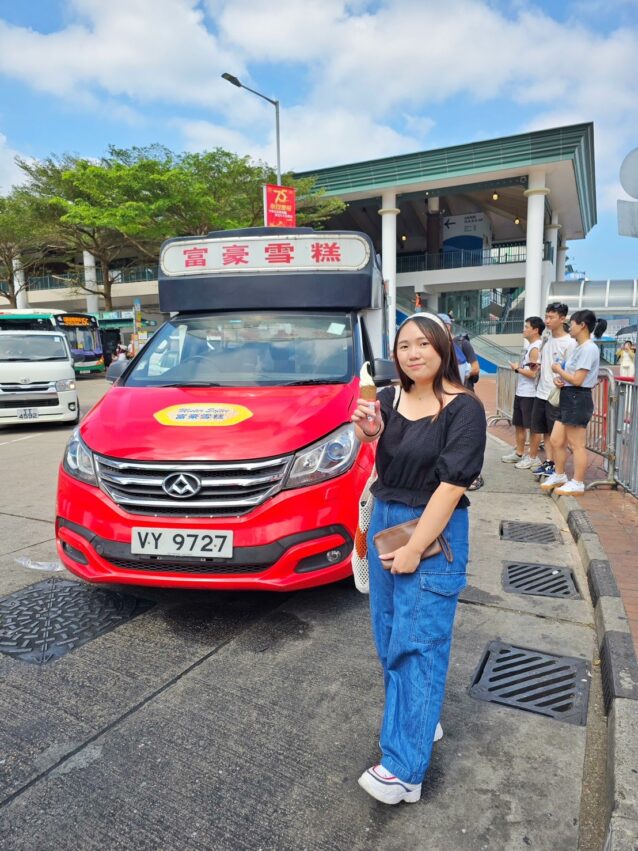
{"left": 0, "top": 578, "right": 154, "bottom": 665}
{"left": 502, "top": 562, "right": 581, "bottom": 599}
{"left": 500, "top": 521, "right": 561, "bottom": 544}
{"left": 469, "top": 640, "right": 590, "bottom": 725}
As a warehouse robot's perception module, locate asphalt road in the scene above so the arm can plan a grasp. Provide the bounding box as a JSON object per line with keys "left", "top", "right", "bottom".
{"left": 0, "top": 375, "right": 608, "bottom": 851}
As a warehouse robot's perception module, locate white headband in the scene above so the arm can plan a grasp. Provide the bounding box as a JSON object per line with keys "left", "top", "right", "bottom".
{"left": 400, "top": 312, "right": 448, "bottom": 332}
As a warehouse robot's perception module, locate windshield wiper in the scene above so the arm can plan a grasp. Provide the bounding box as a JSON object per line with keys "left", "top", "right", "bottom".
{"left": 151, "top": 382, "right": 223, "bottom": 387}
{"left": 34, "top": 356, "right": 66, "bottom": 361}
{"left": 281, "top": 378, "right": 343, "bottom": 386}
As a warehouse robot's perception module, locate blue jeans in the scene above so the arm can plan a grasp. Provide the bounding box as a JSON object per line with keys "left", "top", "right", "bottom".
{"left": 367, "top": 499, "right": 469, "bottom": 783}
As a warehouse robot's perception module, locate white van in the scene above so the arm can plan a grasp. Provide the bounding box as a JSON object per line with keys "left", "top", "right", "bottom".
{"left": 0, "top": 330, "right": 80, "bottom": 426}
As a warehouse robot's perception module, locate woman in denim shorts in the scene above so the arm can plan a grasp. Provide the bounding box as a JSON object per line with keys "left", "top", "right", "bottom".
{"left": 540, "top": 309, "right": 604, "bottom": 496}
{"left": 350, "top": 313, "right": 486, "bottom": 804}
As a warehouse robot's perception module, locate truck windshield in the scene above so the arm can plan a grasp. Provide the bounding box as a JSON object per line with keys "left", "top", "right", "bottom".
{"left": 0, "top": 333, "right": 69, "bottom": 362}
{"left": 125, "top": 312, "right": 354, "bottom": 387}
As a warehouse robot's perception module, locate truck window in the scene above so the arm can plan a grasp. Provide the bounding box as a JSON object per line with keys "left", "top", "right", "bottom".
{"left": 127, "top": 312, "right": 353, "bottom": 387}
{"left": 0, "top": 333, "right": 69, "bottom": 361}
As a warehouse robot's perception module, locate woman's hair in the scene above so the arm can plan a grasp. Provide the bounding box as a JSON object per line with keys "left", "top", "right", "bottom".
{"left": 570, "top": 309, "right": 607, "bottom": 338}
{"left": 392, "top": 315, "right": 474, "bottom": 416}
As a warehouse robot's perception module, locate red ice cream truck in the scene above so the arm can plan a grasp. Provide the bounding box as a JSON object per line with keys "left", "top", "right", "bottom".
{"left": 56, "top": 227, "right": 394, "bottom": 590}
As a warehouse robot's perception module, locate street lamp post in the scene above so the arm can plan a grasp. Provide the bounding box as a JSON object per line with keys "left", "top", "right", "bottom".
{"left": 221, "top": 73, "right": 281, "bottom": 185}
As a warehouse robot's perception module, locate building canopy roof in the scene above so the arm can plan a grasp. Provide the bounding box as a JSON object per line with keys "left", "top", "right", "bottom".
{"left": 296, "top": 123, "right": 596, "bottom": 241}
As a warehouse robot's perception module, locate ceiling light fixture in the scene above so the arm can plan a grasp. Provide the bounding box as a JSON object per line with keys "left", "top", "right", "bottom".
{"left": 514, "top": 216, "right": 521, "bottom": 225}
{"left": 492, "top": 192, "right": 499, "bottom": 201}
{"left": 401, "top": 235, "right": 407, "bottom": 241}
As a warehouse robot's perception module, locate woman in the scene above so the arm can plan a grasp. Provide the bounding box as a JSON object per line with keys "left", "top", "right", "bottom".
{"left": 540, "top": 309, "right": 604, "bottom": 497}
{"left": 350, "top": 313, "right": 486, "bottom": 805}
{"left": 617, "top": 340, "right": 635, "bottom": 379}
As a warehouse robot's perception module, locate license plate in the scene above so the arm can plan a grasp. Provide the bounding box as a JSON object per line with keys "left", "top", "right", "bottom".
{"left": 18, "top": 408, "right": 39, "bottom": 420}
{"left": 131, "top": 527, "right": 233, "bottom": 558}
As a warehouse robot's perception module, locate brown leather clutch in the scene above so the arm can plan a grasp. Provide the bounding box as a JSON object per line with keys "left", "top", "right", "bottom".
{"left": 373, "top": 519, "right": 453, "bottom": 567}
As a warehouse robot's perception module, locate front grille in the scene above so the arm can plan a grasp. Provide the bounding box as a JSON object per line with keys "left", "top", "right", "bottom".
{"left": 0, "top": 381, "right": 53, "bottom": 393}
{"left": 103, "top": 556, "right": 270, "bottom": 574}
{"left": 0, "top": 396, "right": 59, "bottom": 409}
{"left": 95, "top": 454, "right": 293, "bottom": 517}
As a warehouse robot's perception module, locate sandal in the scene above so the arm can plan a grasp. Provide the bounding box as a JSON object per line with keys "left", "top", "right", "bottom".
{"left": 468, "top": 475, "right": 484, "bottom": 491}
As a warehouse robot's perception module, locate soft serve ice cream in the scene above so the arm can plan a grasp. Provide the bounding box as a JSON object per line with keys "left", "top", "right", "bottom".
{"left": 359, "top": 361, "right": 376, "bottom": 420}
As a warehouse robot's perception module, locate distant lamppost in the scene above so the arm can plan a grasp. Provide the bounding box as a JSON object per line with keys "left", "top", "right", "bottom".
{"left": 221, "top": 72, "right": 281, "bottom": 185}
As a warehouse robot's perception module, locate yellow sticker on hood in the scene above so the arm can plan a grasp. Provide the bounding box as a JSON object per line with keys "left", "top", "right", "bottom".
{"left": 153, "top": 403, "right": 253, "bottom": 427}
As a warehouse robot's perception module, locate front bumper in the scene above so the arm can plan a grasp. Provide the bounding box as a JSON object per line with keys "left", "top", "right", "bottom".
{"left": 0, "top": 390, "right": 79, "bottom": 425}
{"left": 56, "top": 461, "right": 369, "bottom": 590}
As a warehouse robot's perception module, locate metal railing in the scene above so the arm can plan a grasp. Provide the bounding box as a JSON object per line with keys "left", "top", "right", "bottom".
{"left": 585, "top": 367, "right": 617, "bottom": 488}
{"left": 613, "top": 379, "right": 638, "bottom": 498}
{"left": 461, "top": 318, "right": 525, "bottom": 336}
{"left": 27, "top": 264, "right": 159, "bottom": 292}
{"left": 487, "top": 365, "right": 517, "bottom": 425}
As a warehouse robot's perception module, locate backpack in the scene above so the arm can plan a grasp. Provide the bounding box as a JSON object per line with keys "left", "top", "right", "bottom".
{"left": 453, "top": 341, "right": 467, "bottom": 365}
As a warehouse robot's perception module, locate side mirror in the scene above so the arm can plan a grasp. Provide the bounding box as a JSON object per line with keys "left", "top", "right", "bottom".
{"left": 105, "top": 359, "right": 128, "bottom": 383}
{"left": 372, "top": 358, "right": 396, "bottom": 386}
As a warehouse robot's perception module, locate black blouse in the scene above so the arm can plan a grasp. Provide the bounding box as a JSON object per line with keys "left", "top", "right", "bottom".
{"left": 370, "top": 386, "right": 487, "bottom": 509}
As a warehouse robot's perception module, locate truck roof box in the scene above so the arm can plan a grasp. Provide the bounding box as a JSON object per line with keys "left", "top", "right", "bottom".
{"left": 158, "top": 228, "right": 382, "bottom": 314}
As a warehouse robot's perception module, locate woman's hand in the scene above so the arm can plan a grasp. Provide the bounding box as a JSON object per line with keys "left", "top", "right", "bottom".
{"left": 380, "top": 544, "right": 421, "bottom": 574}
{"left": 551, "top": 362, "right": 562, "bottom": 375}
{"left": 351, "top": 398, "right": 383, "bottom": 437}
{"left": 553, "top": 376, "right": 565, "bottom": 387}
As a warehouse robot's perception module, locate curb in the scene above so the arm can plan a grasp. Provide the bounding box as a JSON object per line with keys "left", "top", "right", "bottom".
{"left": 552, "top": 492, "right": 638, "bottom": 850}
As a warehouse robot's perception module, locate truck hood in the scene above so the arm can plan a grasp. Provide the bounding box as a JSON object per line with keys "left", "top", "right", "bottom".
{"left": 0, "top": 361, "right": 75, "bottom": 383}
{"left": 80, "top": 383, "right": 357, "bottom": 461}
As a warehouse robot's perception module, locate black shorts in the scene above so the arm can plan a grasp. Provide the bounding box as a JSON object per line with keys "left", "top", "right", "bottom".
{"left": 557, "top": 386, "right": 594, "bottom": 428}
{"left": 512, "top": 395, "right": 534, "bottom": 428}
{"left": 531, "top": 397, "right": 561, "bottom": 435}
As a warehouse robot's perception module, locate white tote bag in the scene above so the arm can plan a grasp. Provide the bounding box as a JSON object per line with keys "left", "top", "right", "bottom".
{"left": 351, "top": 385, "right": 399, "bottom": 594}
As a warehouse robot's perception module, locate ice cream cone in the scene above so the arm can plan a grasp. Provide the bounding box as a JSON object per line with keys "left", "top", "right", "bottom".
{"left": 359, "top": 361, "right": 377, "bottom": 421}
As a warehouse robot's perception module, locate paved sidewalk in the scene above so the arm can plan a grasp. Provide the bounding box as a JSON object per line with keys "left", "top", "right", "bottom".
{"left": 476, "top": 375, "right": 638, "bottom": 657}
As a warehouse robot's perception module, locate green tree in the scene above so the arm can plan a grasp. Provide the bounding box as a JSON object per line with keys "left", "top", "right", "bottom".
{"left": 0, "top": 191, "right": 63, "bottom": 307}
{"left": 14, "top": 145, "right": 345, "bottom": 308}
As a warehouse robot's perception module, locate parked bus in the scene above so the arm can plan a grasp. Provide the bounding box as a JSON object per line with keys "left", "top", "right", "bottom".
{"left": 0, "top": 309, "right": 104, "bottom": 373}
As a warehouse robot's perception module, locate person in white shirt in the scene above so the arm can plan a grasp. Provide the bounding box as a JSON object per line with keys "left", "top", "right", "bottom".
{"left": 540, "top": 309, "right": 603, "bottom": 496}
{"left": 529, "top": 303, "right": 577, "bottom": 479}
{"left": 502, "top": 316, "right": 544, "bottom": 468}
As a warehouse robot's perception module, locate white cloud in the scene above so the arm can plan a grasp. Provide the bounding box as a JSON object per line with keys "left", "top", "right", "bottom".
{"left": 0, "top": 0, "right": 240, "bottom": 109}
{"left": 0, "top": 0, "right": 636, "bottom": 210}
{"left": 180, "top": 105, "right": 423, "bottom": 172}
{"left": 0, "top": 133, "right": 25, "bottom": 194}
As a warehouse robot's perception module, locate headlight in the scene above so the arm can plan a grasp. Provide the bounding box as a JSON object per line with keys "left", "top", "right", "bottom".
{"left": 285, "top": 424, "right": 359, "bottom": 488}
{"left": 56, "top": 379, "right": 76, "bottom": 392}
{"left": 63, "top": 428, "right": 97, "bottom": 486}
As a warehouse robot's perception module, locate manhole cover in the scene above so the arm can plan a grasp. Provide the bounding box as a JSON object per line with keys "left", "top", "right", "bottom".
{"left": 0, "top": 578, "right": 153, "bottom": 665}
{"left": 502, "top": 562, "right": 581, "bottom": 599}
{"left": 469, "top": 640, "right": 590, "bottom": 725}
{"left": 500, "top": 521, "right": 561, "bottom": 544}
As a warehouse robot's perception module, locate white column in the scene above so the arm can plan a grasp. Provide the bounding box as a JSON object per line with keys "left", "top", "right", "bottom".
{"left": 12, "top": 256, "right": 28, "bottom": 308}
{"left": 523, "top": 172, "right": 550, "bottom": 318}
{"left": 557, "top": 244, "right": 568, "bottom": 281}
{"left": 379, "top": 190, "right": 399, "bottom": 345}
{"left": 543, "top": 212, "right": 560, "bottom": 307}
{"left": 83, "top": 251, "right": 100, "bottom": 314}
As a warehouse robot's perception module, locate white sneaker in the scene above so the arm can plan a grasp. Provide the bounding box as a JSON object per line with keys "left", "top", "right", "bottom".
{"left": 540, "top": 472, "right": 568, "bottom": 491}
{"left": 434, "top": 722, "right": 443, "bottom": 742}
{"left": 502, "top": 450, "right": 523, "bottom": 463}
{"left": 515, "top": 455, "right": 541, "bottom": 470}
{"left": 555, "top": 479, "right": 585, "bottom": 496}
{"left": 358, "top": 764, "right": 422, "bottom": 804}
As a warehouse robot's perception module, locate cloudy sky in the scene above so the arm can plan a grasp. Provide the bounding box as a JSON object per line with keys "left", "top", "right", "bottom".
{"left": 0, "top": 0, "right": 636, "bottom": 278}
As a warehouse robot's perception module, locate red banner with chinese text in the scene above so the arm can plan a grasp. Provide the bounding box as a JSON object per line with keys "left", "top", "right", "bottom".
{"left": 263, "top": 184, "right": 296, "bottom": 227}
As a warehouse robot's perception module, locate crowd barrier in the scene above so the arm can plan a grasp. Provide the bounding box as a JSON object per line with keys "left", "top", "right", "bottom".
{"left": 487, "top": 365, "right": 517, "bottom": 425}
{"left": 613, "top": 378, "right": 638, "bottom": 498}
{"left": 491, "top": 366, "right": 637, "bottom": 495}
